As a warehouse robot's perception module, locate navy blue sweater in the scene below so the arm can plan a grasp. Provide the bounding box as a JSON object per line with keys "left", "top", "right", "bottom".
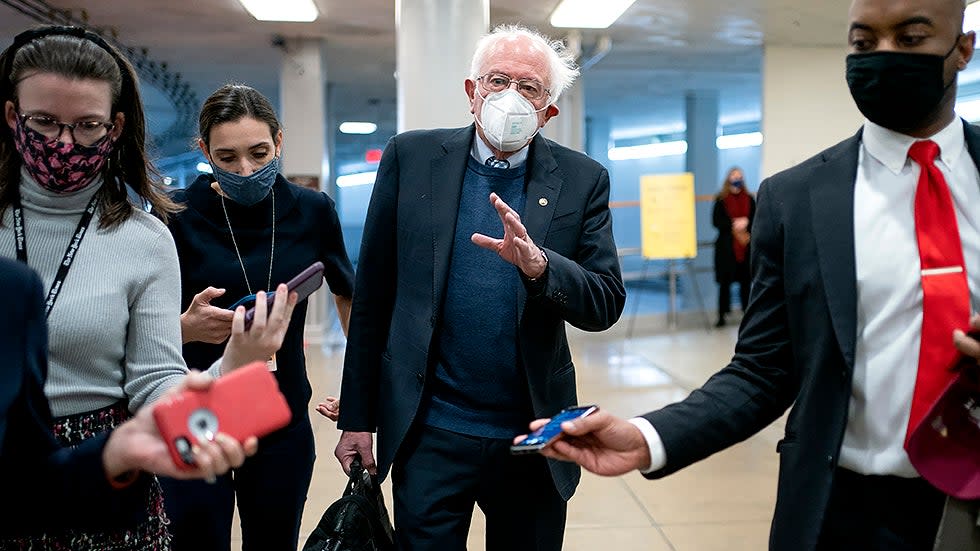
{"left": 422, "top": 157, "right": 533, "bottom": 438}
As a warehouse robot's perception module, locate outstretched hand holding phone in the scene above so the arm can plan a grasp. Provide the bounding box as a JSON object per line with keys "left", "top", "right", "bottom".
{"left": 514, "top": 407, "right": 653, "bottom": 477}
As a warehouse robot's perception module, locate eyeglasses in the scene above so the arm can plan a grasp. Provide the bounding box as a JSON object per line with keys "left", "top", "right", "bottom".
{"left": 18, "top": 113, "right": 114, "bottom": 146}
{"left": 477, "top": 73, "right": 550, "bottom": 102}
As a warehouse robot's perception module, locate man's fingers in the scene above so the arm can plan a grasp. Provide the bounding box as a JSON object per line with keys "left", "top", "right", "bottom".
{"left": 954, "top": 329, "right": 980, "bottom": 359}
{"left": 489, "top": 193, "right": 519, "bottom": 222}
{"left": 529, "top": 418, "right": 550, "bottom": 431}
{"left": 471, "top": 233, "right": 502, "bottom": 251}
{"left": 969, "top": 314, "right": 980, "bottom": 332}
{"left": 503, "top": 212, "right": 529, "bottom": 241}
{"left": 561, "top": 410, "right": 608, "bottom": 435}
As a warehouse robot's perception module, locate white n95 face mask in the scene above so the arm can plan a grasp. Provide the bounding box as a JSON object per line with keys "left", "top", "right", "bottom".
{"left": 476, "top": 89, "right": 547, "bottom": 152}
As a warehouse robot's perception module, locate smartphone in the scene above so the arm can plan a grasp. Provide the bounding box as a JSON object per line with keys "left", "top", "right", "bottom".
{"left": 510, "top": 404, "right": 598, "bottom": 455}
{"left": 152, "top": 362, "right": 292, "bottom": 469}
{"left": 242, "top": 261, "right": 325, "bottom": 329}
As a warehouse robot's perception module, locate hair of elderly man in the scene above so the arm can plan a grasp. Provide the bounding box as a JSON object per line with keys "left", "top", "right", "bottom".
{"left": 469, "top": 24, "right": 580, "bottom": 104}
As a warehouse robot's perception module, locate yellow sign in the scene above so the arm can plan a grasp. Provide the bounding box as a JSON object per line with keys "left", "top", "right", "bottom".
{"left": 640, "top": 173, "right": 696, "bottom": 259}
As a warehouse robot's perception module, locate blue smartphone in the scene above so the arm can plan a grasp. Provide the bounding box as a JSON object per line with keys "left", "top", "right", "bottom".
{"left": 510, "top": 404, "right": 598, "bottom": 455}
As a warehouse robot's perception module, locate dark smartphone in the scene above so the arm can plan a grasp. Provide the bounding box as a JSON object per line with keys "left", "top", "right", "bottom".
{"left": 152, "top": 362, "right": 292, "bottom": 469}
{"left": 510, "top": 404, "right": 598, "bottom": 455}
{"left": 242, "top": 261, "right": 325, "bottom": 329}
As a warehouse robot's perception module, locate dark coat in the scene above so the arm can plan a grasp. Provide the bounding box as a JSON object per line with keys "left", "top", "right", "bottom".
{"left": 642, "top": 121, "right": 980, "bottom": 550}
{"left": 337, "top": 125, "right": 625, "bottom": 501}
{"left": 0, "top": 258, "right": 146, "bottom": 536}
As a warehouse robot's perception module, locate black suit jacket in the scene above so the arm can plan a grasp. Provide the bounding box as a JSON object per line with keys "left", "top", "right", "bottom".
{"left": 338, "top": 126, "right": 625, "bottom": 500}
{"left": 643, "top": 120, "right": 980, "bottom": 550}
{"left": 0, "top": 258, "right": 145, "bottom": 535}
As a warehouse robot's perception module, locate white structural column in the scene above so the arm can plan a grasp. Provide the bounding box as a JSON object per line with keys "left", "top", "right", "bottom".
{"left": 396, "top": 0, "right": 489, "bottom": 131}
{"left": 762, "top": 45, "right": 862, "bottom": 177}
{"left": 279, "top": 37, "right": 330, "bottom": 344}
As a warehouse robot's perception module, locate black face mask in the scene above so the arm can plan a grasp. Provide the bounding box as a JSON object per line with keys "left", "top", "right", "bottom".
{"left": 845, "top": 39, "right": 960, "bottom": 133}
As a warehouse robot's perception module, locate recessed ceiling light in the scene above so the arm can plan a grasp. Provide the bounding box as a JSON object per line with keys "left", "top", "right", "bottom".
{"left": 550, "top": 0, "right": 637, "bottom": 29}
{"left": 238, "top": 0, "right": 318, "bottom": 22}
{"left": 339, "top": 122, "right": 378, "bottom": 135}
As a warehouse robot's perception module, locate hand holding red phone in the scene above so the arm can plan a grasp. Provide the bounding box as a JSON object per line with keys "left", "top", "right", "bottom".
{"left": 152, "top": 364, "right": 291, "bottom": 473}
{"left": 101, "top": 371, "right": 259, "bottom": 483}
{"left": 220, "top": 283, "right": 297, "bottom": 374}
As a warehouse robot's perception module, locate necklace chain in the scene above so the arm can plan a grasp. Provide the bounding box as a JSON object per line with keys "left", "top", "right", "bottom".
{"left": 220, "top": 188, "right": 275, "bottom": 294}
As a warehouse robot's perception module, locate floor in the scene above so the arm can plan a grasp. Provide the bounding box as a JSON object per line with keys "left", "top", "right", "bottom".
{"left": 231, "top": 312, "right": 783, "bottom": 550}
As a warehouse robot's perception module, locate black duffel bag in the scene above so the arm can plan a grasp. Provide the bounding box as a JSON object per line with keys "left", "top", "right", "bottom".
{"left": 302, "top": 456, "right": 395, "bottom": 551}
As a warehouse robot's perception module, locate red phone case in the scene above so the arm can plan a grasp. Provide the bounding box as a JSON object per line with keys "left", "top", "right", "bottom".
{"left": 153, "top": 362, "right": 292, "bottom": 469}
{"left": 243, "top": 261, "right": 325, "bottom": 329}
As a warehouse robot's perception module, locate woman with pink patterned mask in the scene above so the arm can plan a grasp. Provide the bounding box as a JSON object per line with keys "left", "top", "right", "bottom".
{"left": 0, "top": 26, "right": 296, "bottom": 548}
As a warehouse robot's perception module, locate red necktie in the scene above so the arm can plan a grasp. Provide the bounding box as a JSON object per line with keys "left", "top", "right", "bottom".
{"left": 905, "top": 139, "right": 971, "bottom": 446}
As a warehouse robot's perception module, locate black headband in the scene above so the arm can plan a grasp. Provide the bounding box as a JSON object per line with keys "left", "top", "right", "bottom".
{"left": 2, "top": 25, "right": 130, "bottom": 95}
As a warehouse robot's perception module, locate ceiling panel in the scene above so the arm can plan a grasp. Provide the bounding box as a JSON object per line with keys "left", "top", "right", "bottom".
{"left": 0, "top": 0, "right": 869, "bottom": 162}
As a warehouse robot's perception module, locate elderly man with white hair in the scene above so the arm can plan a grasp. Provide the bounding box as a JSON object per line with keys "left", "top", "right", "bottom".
{"left": 334, "top": 24, "right": 625, "bottom": 550}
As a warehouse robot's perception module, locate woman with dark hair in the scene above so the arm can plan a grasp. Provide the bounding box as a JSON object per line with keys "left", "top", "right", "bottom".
{"left": 0, "top": 27, "right": 295, "bottom": 548}
{"left": 712, "top": 166, "right": 756, "bottom": 327}
{"left": 162, "top": 83, "right": 355, "bottom": 550}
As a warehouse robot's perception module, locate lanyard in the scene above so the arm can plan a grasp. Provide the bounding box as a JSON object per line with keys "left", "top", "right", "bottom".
{"left": 13, "top": 192, "right": 98, "bottom": 319}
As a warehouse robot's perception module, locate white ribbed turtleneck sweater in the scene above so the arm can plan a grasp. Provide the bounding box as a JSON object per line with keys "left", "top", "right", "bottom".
{"left": 0, "top": 169, "right": 187, "bottom": 416}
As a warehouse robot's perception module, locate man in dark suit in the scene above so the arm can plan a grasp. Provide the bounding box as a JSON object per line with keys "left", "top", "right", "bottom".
{"left": 522, "top": 0, "right": 980, "bottom": 549}
{"left": 335, "top": 24, "right": 625, "bottom": 551}
{"left": 0, "top": 258, "right": 256, "bottom": 536}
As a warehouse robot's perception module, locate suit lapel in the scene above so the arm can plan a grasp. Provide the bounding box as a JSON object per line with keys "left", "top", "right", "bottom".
{"left": 431, "top": 126, "right": 474, "bottom": 310}
{"left": 523, "top": 134, "right": 563, "bottom": 245}
{"left": 516, "top": 135, "right": 563, "bottom": 318}
{"left": 809, "top": 130, "right": 862, "bottom": 369}
{"left": 962, "top": 120, "right": 980, "bottom": 178}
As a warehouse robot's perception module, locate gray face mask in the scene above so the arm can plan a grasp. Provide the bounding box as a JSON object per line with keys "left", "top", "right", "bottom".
{"left": 211, "top": 155, "right": 281, "bottom": 206}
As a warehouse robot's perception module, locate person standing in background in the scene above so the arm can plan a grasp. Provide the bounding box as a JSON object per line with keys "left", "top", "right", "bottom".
{"left": 712, "top": 167, "right": 755, "bottom": 327}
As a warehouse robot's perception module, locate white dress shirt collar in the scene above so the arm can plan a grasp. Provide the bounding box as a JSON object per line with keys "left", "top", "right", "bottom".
{"left": 471, "top": 129, "right": 530, "bottom": 168}
{"left": 862, "top": 117, "right": 966, "bottom": 175}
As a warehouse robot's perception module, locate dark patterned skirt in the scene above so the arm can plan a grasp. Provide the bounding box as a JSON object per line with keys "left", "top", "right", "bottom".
{"left": 0, "top": 401, "right": 172, "bottom": 550}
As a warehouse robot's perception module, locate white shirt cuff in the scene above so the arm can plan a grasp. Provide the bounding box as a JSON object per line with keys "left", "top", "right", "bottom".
{"left": 629, "top": 417, "right": 667, "bottom": 474}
